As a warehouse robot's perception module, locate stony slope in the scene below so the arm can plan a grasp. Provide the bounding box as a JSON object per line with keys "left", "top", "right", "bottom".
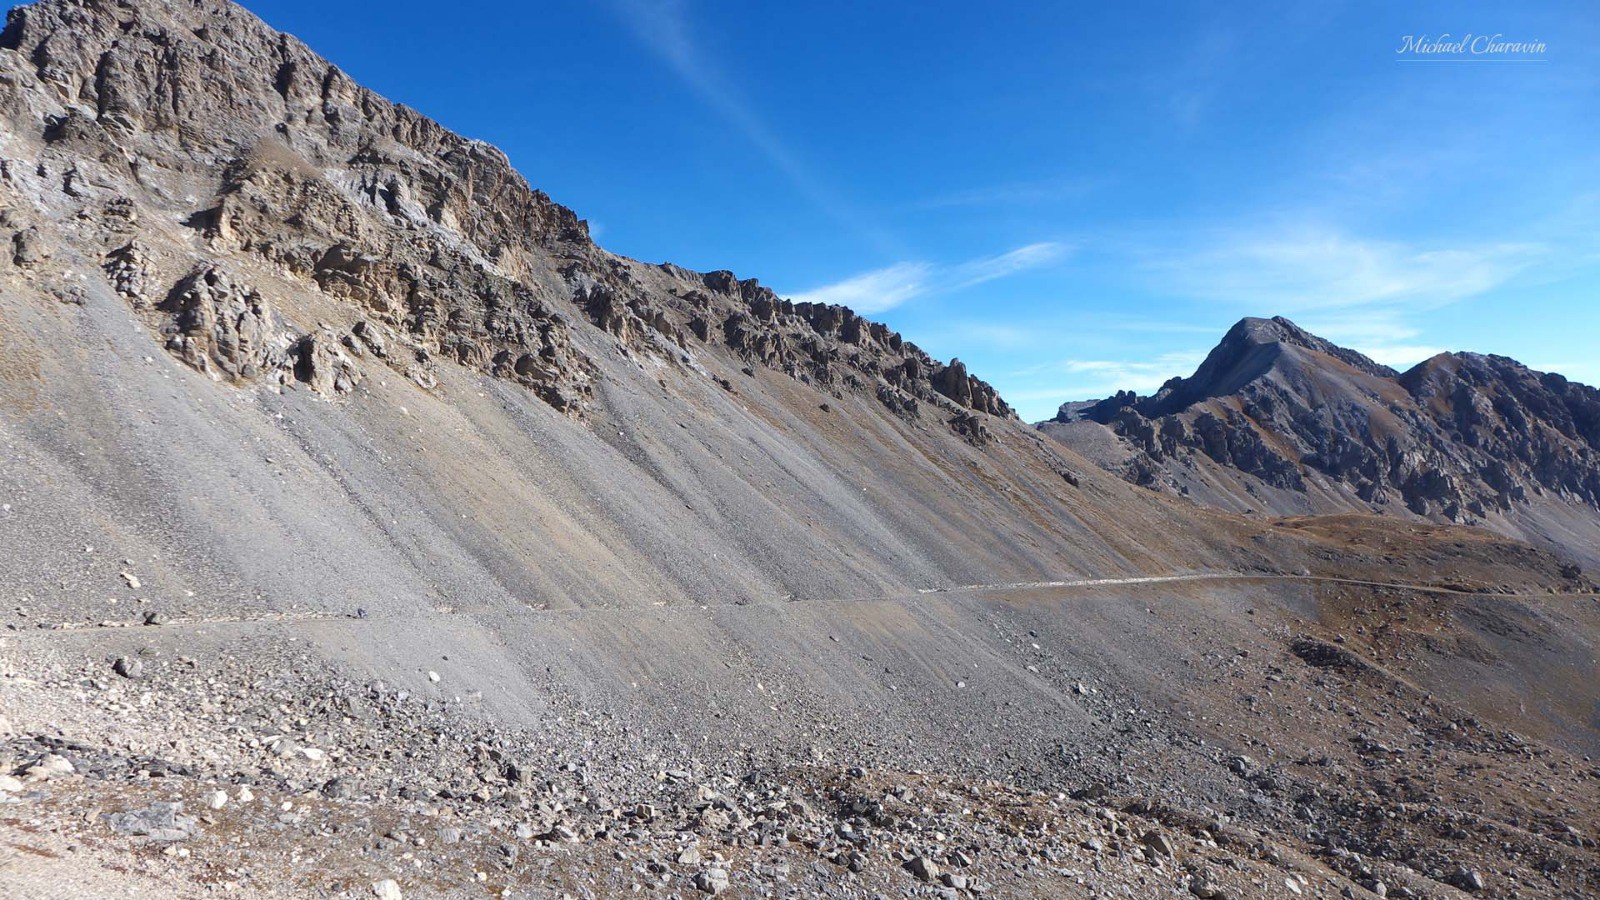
{"left": 1044, "top": 316, "right": 1600, "bottom": 568}
{"left": 0, "top": 0, "right": 1263, "bottom": 626}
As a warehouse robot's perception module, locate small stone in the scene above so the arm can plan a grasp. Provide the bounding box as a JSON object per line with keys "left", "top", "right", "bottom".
{"left": 694, "top": 868, "right": 729, "bottom": 895}
{"left": 0, "top": 775, "right": 24, "bottom": 792}
{"left": 236, "top": 786, "right": 255, "bottom": 803}
{"left": 206, "top": 790, "right": 228, "bottom": 810}
{"left": 112, "top": 656, "right": 143, "bottom": 679}
{"left": 121, "top": 572, "right": 141, "bottom": 589}
{"left": 677, "top": 847, "right": 702, "bottom": 866}
{"left": 371, "top": 879, "right": 402, "bottom": 900}
{"left": 906, "top": 856, "right": 941, "bottom": 882}
{"left": 1189, "top": 875, "right": 1224, "bottom": 899}
{"left": 104, "top": 801, "right": 197, "bottom": 842}
{"left": 1450, "top": 867, "right": 1485, "bottom": 892}
{"left": 25, "top": 754, "right": 75, "bottom": 781}
{"left": 439, "top": 827, "right": 462, "bottom": 845}
{"left": 1141, "top": 830, "right": 1176, "bottom": 857}
{"left": 426, "top": 670, "right": 440, "bottom": 683}
{"left": 143, "top": 612, "right": 168, "bottom": 626}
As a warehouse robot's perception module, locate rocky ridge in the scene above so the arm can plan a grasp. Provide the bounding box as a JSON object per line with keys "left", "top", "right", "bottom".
{"left": 0, "top": 0, "right": 1009, "bottom": 436}
{"left": 1048, "top": 317, "right": 1600, "bottom": 564}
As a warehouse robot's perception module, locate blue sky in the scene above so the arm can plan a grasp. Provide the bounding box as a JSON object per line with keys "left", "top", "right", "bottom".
{"left": 231, "top": 1, "right": 1596, "bottom": 418}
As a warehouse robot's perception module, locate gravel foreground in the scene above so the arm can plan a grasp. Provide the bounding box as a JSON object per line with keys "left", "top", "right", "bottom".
{"left": 4, "top": 576, "right": 1598, "bottom": 899}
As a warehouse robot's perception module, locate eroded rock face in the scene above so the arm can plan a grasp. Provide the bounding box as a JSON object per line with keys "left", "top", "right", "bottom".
{"left": 160, "top": 267, "right": 293, "bottom": 384}
{"left": 291, "top": 326, "right": 362, "bottom": 396}
{"left": 102, "top": 242, "right": 153, "bottom": 305}
{"left": 680, "top": 270, "right": 1014, "bottom": 427}
{"left": 0, "top": 0, "right": 602, "bottom": 411}
{"left": 144, "top": 265, "right": 367, "bottom": 395}
{"left": 0, "top": 0, "right": 1015, "bottom": 436}
{"left": 1060, "top": 316, "right": 1600, "bottom": 523}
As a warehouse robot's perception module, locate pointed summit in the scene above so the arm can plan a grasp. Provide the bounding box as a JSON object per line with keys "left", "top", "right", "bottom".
{"left": 1073, "top": 316, "right": 1394, "bottom": 424}
{"left": 1046, "top": 317, "right": 1600, "bottom": 567}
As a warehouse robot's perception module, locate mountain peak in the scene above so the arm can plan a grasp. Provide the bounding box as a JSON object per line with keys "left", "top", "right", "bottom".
{"left": 1047, "top": 314, "right": 1600, "bottom": 560}
{"left": 1223, "top": 315, "right": 1358, "bottom": 352}
{"left": 1215, "top": 316, "right": 1394, "bottom": 379}
{"left": 1227, "top": 315, "right": 1319, "bottom": 347}
{"left": 1069, "top": 316, "right": 1394, "bottom": 424}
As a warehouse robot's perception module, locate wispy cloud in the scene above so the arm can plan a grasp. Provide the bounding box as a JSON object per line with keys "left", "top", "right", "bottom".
{"left": 1531, "top": 361, "right": 1600, "bottom": 389}
{"left": 1146, "top": 227, "right": 1543, "bottom": 312}
{"left": 1150, "top": 25, "right": 1238, "bottom": 127}
{"left": 1130, "top": 226, "right": 1544, "bottom": 373}
{"left": 1289, "top": 309, "right": 1444, "bottom": 370}
{"left": 947, "top": 243, "right": 1070, "bottom": 291}
{"left": 608, "top": 0, "right": 898, "bottom": 255}
{"left": 783, "top": 262, "right": 932, "bottom": 314}
{"left": 911, "top": 322, "right": 1041, "bottom": 352}
{"left": 786, "top": 242, "right": 1071, "bottom": 313}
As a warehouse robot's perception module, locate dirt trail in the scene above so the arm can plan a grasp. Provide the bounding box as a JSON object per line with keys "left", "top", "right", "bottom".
{"left": 7, "top": 572, "right": 1590, "bottom": 641}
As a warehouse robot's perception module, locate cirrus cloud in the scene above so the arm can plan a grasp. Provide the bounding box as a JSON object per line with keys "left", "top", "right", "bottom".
{"left": 786, "top": 242, "right": 1071, "bottom": 314}
{"left": 1144, "top": 227, "right": 1544, "bottom": 312}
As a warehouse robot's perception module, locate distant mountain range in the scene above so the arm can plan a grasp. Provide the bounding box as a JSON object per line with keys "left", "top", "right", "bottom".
{"left": 1042, "top": 316, "right": 1600, "bottom": 568}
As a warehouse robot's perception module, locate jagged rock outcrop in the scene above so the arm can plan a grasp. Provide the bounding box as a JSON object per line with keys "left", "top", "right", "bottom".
{"left": 145, "top": 265, "right": 367, "bottom": 395}
{"left": 160, "top": 266, "right": 294, "bottom": 385}
{"left": 670, "top": 270, "right": 1013, "bottom": 429}
{"left": 1046, "top": 316, "right": 1600, "bottom": 559}
{"left": 102, "top": 241, "right": 152, "bottom": 305}
{"left": 0, "top": 0, "right": 1013, "bottom": 435}
{"left": 291, "top": 326, "right": 362, "bottom": 396}
{"left": 1399, "top": 352, "right": 1600, "bottom": 509}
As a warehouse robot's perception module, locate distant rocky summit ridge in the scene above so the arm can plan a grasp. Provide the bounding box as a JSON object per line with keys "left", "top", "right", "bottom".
{"left": 1046, "top": 316, "right": 1600, "bottom": 565}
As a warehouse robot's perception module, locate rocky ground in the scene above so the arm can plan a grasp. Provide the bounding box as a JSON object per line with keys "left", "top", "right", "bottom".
{"left": 3, "top": 571, "right": 1598, "bottom": 899}
{"left": 0, "top": 632, "right": 1332, "bottom": 899}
